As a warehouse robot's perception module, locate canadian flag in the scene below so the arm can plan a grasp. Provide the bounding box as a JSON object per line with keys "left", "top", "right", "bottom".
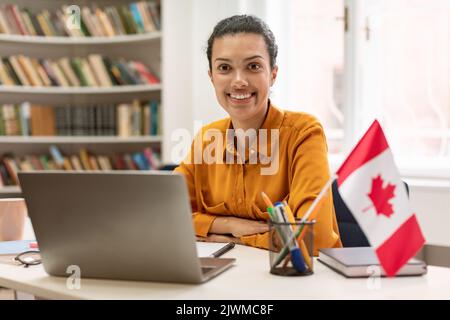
{"left": 336, "top": 120, "right": 425, "bottom": 277}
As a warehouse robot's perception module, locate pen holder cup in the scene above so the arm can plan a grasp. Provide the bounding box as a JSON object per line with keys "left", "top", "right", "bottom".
{"left": 268, "top": 220, "right": 315, "bottom": 276}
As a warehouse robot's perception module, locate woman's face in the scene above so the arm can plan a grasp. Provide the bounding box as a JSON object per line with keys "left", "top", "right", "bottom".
{"left": 209, "top": 33, "right": 278, "bottom": 124}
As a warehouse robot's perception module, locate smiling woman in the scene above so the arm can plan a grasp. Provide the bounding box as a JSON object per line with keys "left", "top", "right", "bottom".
{"left": 174, "top": 15, "right": 342, "bottom": 254}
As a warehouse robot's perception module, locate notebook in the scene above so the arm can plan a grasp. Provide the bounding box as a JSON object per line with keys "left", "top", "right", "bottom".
{"left": 318, "top": 247, "right": 427, "bottom": 278}
{"left": 0, "top": 241, "right": 231, "bottom": 258}
{"left": 0, "top": 240, "right": 38, "bottom": 256}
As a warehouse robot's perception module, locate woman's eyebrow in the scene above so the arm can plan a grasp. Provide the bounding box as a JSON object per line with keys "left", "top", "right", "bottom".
{"left": 214, "top": 57, "right": 231, "bottom": 63}
{"left": 214, "top": 55, "right": 265, "bottom": 63}
{"left": 244, "top": 55, "right": 264, "bottom": 61}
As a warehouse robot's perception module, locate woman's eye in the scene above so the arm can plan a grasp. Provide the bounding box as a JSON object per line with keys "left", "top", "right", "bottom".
{"left": 218, "top": 64, "right": 230, "bottom": 72}
{"left": 248, "top": 63, "right": 261, "bottom": 71}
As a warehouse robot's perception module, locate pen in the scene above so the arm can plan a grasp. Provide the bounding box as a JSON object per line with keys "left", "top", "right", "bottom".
{"left": 282, "top": 202, "right": 312, "bottom": 270}
{"left": 211, "top": 242, "right": 236, "bottom": 258}
{"left": 275, "top": 203, "right": 306, "bottom": 273}
{"left": 272, "top": 195, "right": 327, "bottom": 268}
{"left": 272, "top": 175, "right": 334, "bottom": 268}
{"left": 264, "top": 194, "right": 307, "bottom": 272}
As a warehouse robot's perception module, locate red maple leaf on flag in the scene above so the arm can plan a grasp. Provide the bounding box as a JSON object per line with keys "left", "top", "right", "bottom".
{"left": 366, "top": 175, "right": 396, "bottom": 217}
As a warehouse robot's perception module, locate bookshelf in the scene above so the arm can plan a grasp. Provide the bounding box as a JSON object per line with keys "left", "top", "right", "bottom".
{"left": 0, "top": 136, "right": 163, "bottom": 144}
{"left": 0, "top": 31, "right": 162, "bottom": 45}
{"left": 0, "top": 84, "right": 161, "bottom": 94}
{"left": 0, "top": 0, "right": 163, "bottom": 197}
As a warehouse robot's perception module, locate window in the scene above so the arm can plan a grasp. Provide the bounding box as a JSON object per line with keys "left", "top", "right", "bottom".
{"left": 356, "top": 0, "right": 450, "bottom": 162}
{"left": 269, "top": 0, "right": 450, "bottom": 177}
{"left": 268, "top": 0, "right": 345, "bottom": 154}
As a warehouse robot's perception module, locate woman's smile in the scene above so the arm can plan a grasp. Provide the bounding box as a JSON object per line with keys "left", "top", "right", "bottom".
{"left": 227, "top": 92, "right": 257, "bottom": 105}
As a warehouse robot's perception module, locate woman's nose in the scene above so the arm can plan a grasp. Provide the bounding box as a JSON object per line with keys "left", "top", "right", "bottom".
{"left": 231, "top": 71, "right": 248, "bottom": 88}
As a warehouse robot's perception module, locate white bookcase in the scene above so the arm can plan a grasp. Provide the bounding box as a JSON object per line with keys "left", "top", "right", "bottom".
{"left": 0, "top": 0, "right": 163, "bottom": 197}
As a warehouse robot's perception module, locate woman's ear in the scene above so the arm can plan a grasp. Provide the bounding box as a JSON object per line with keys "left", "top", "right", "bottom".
{"left": 208, "top": 69, "right": 213, "bottom": 83}
{"left": 270, "top": 65, "right": 278, "bottom": 86}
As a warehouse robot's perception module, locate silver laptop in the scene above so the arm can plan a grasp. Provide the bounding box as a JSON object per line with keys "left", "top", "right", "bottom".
{"left": 18, "top": 171, "right": 235, "bottom": 284}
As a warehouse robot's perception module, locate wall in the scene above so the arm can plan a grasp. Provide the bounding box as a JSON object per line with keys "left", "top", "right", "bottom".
{"left": 162, "top": 0, "right": 269, "bottom": 163}
{"left": 162, "top": 0, "right": 194, "bottom": 163}
{"left": 408, "top": 182, "right": 450, "bottom": 247}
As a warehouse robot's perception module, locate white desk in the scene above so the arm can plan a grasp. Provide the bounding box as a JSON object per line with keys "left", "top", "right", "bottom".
{"left": 0, "top": 245, "right": 449, "bottom": 300}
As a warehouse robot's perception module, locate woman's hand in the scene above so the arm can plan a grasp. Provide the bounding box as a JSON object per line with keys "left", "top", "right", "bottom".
{"left": 228, "top": 217, "right": 269, "bottom": 237}
{"left": 210, "top": 216, "right": 269, "bottom": 238}
{"left": 197, "top": 234, "right": 242, "bottom": 244}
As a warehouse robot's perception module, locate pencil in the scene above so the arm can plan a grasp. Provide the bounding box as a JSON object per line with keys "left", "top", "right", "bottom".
{"left": 261, "top": 191, "right": 274, "bottom": 209}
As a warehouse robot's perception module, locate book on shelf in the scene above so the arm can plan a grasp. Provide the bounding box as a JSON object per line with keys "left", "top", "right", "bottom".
{"left": 0, "top": 145, "right": 162, "bottom": 187}
{"left": 79, "top": 148, "right": 92, "bottom": 170}
{"left": 0, "top": 1, "right": 161, "bottom": 37}
{"left": 30, "top": 104, "right": 56, "bottom": 136}
{"left": 0, "top": 54, "right": 160, "bottom": 87}
{"left": 0, "top": 100, "right": 160, "bottom": 137}
{"left": 70, "top": 155, "right": 83, "bottom": 171}
{"left": 49, "top": 144, "right": 65, "bottom": 169}
{"left": 2, "top": 155, "right": 20, "bottom": 185}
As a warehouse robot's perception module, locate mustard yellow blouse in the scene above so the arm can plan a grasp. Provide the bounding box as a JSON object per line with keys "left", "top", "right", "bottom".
{"left": 174, "top": 103, "right": 342, "bottom": 254}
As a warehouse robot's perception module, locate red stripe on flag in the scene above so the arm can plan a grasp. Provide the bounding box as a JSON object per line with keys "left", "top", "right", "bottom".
{"left": 337, "top": 120, "right": 389, "bottom": 186}
{"left": 375, "top": 214, "right": 425, "bottom": 277}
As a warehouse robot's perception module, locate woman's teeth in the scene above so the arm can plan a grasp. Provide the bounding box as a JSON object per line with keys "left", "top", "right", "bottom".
{"left": 229, "top": 93, "right": 253, "bottom": 100}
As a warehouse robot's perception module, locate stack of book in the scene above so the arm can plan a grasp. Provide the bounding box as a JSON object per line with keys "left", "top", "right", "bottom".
{"left": 0, "top": 54, "right": 159, "bottom": 87}
{"left": 0, "top": 1, "right": 160, "bottom": 37}
{"left": 0, "top": 145, "right": 162, "bottom": 187}
{"left": 0, "top": 100, "right": 160, "bottom": 137}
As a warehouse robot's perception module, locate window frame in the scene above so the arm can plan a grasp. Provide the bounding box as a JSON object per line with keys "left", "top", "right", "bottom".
{"left": 343, "top": 0, "right": 450, "bottom": 180}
